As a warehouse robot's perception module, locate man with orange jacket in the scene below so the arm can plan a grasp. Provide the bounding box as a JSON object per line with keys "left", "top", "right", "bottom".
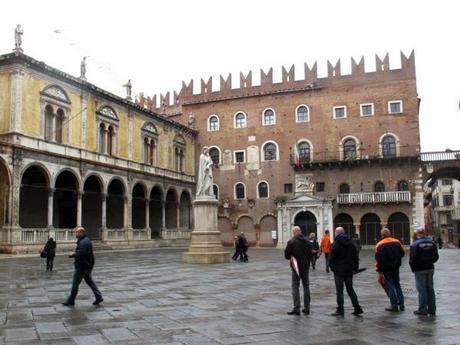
{"left": 320, "top": 230, "right": 332, "bottom": 273}
{"left": 375, "top": 228, "right": 405, "bottom": 312}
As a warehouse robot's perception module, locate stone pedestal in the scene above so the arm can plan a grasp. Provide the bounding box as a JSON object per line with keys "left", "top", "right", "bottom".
{"left": 182, "top": 197, "right": 229, "bottom": 264}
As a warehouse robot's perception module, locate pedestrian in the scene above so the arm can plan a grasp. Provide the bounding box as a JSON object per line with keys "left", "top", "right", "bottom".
{"left": 320, "top": 230, "right": 332, "bottom": 272}
{"left": 284, "top": 226, "right": 313, "bottom": 315}
{"left": 410, "top": 228, "right": 439, "bottom": 316}
{"left": 375, "top": 228, "right": 405, "bottom": 312}
{"left": 238, "top": 232, "right": 249, "bottom": 262}
{"left": 308, "top": 233, "right": 319, "bottom": 270}
{"left": 232, "top": 235, "right": 241, "bottom": 261}
{"left": 62, "top": 227, "right": 103, "bottom": 306}
{"left": 329, "top": 227, "right": 363, "bottom": 317}
{"left": 352, "top": 233, "right": 362, "bottom": 257}
{"left": 43, "top": 237, "right": 56, "bottom": 271}
{"left": 437, "top": 235, "right": 443, "bottom": 249}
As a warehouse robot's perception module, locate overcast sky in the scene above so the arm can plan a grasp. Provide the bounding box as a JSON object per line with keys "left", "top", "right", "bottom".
{"left": 1, "top": 0, "right": 459, "bottom": 151}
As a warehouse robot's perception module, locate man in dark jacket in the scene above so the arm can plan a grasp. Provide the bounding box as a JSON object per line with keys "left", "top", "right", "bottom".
{"left": 63, "top": 227, "right": 103, "bottom": 306}
{"left": 44, "top": 237, "right": 56, "bottom": 271}
{"left": 410, "top": 228, "right": 439, "bottom": 316}
{"left": 375, "top": 228, "right": 405, "bottom": 311}
{"left": 329, "top": 227, "right": 363, "bottom": 317}
{"left": 284, "top": 226, "right": 313, "bottom": 315}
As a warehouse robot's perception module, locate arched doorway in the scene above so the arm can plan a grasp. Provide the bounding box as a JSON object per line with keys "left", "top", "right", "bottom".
{"left": 259, "top": 215, "right": 277, "bottom": 247}
{"left": 20, "top": 166, "right": 48, "bottom": 228}
{"left": 0, "top": 160, "right": 10, "bottom": 228}
{"left": 132, "top": 183, "right": 146, "bottom": 229}
{"left": 334, "top": 213, "right": 355, "bottom": 237}
{"left": 165, "top": 189, "right": 178, "bottom": 229}
{"left": 149, "top": 186, "right": 163, "bottom": 238}
{"left": 294, "top": 211, "right": 317, "bottom": 237}
{"left": 179, "top": 191, "right": 191, "bottom": 229}
{"left": 388, "top": 212, "right": 410, "bottom": 245}
{"left": 360, "top": 213, "right": 382, "bottom": 245}
{"left": 107, "top": 179, "right": 125, "bottom": 228}
{"left": 53, "top": 171, "right": 78, "bottom": 228}
{"left": 82, "top": 175, "right": 103, "bottom": 240}
{"left": 237, "top": 216, "right": 255, "bottom": 244}
{"left": 218, "top": 216, "right": 233, "bottom": 245}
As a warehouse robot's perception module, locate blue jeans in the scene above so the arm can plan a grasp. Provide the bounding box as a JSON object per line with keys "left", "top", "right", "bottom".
{"left": 383, "top": 270, "right": 404, "bottom": 307}
{"left": 291, "top": 271, "right": 310, "bottom": 311}
{"left": 68, "top": 268, "right": 102, "bottom": 303}
{"left": 414, "top": 269, "right": 436, "bottom": 313}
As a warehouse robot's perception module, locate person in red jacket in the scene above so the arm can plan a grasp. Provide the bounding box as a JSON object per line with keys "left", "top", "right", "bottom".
{"left": 320, "top": 230, "right": 332, "bottom": 273}
{"left": 375, "top": 228, "right": 405, "bottom": 312}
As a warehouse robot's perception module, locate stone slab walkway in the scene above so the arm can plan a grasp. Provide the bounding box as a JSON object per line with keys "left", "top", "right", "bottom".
{"left": 0, "top": 247, "right": 458, "bottom": 345}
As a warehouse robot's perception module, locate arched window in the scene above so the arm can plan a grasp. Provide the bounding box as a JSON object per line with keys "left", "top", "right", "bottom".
{"left": 258, "top": 181, "right": 269, "bottom": 198}
{"left": 262, "top": 108, "right": 275, "bottom": 126}
{"left": 234, "top": 112, "right": 247, "bottom": 128}
{"left": 209, "top": 147, "right": 220, "bottom": 166}
{"left": 296, "top": 105, "right": 309, "bottom": 122}
{"left": 55, "top": 108, "right": 64, "bottom": 143}
{"left": 263, "top": 142, "right": 277, "bottom": 161}
{"left": 235, "top": 183, "right": 245, "bottom": 199}
{"left": 397, "top": 180, "right": 409, "bottom": 191}
{"left": 107, "top": 125, "right": 115, "bottom": 156}
{"left": 298, "top": 142, "right": 311, "bottom": 161}
{"left": 343, "top": 138, "right": 357, "bottom": 160}
{"left": 374, "top": 181, "right": 385, "bottom": 192}
{"left": 44, "top": 105, "right": 53, "bottom": 141}
{"left": 339, "top": 183, "right": 350, "bottom": 194}
{"left": 142, "top": 122, "right": 158, "bottom": 166}
{"left": 98, "top": 123, "right": 106, "bottom": 154}
{"left": 143, "top": 137, "right": 150, "bottom": 163}
{"left": 382, "top": 135, "right": 397, "bottom": 158}
{"left": 208, "top": 115, "right": 219, "bottom": 131}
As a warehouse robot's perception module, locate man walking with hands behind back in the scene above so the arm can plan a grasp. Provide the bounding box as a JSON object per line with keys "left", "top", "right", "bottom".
{"left": 375, "top": 228, "right": 405, "bottom": 311}
{"left": 329, "top": 227, "right": 363, "bottom": 317}
{"left": 285, "top": 226, "right": 313, "bottom": 315}
{"left": 63, "top": 227, "right": 103, "bottom": 306}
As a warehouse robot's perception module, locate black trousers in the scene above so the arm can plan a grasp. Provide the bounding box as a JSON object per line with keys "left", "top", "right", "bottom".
{"left": 46, "top": 256, "right": 54, "bottom": 271}
{"left": 334, "top": 273, "right": 360, "bottom": 310}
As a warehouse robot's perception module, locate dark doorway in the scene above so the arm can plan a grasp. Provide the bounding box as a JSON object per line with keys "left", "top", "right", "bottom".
{"left": 107, "top": 179, "right": 125, "bottom": 228}
{"left": 294, "top": 211, "right": 317, "bottom": 236}
{"left": 20, "top": 166, "right": 48, "bottom": 228}
{"left": 53, "top": 171, "right": 78, "bottom": 228}
{"left": 388, "top": 212, "right": 410, "bottom": 245}
{"left": 132, "top": 183, "right": 146, "bottom": 229}
{"left": 82, "top": 175, "right": 102, "bottom": 240}
{"left": 149, "top": 186, "right": 163, "bottom": 238}
{"left": 360, "top": 213, "right": 382, "bottom": 245}
{"left": 165, "top": 189, "right": 177, "bottom": 229}
{"left": 334, "top": 213, "right": 355, "bottom": 237}
{"left": 179, "top": 191, "right": 191, "bottom": 229}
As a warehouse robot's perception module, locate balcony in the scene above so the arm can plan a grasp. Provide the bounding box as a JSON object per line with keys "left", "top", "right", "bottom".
{"left": 337, "top": 191, "right": 411, "bottom": 205}
{"left": 420, "top": 150, "right": 460, "bottom": 162}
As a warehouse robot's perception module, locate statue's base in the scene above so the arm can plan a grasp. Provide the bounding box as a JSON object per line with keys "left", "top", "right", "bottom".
{"left": 182, "top": 197, "right": 229, "bottom": 264}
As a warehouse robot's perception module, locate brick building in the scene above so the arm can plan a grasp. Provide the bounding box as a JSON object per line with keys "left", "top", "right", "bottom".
{"left": 145, "top": 51, "right": 425, "bottom": 247}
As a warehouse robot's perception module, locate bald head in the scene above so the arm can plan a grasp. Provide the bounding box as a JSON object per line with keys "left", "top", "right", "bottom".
{"left": 335, "top": 227, "right": 345, "bottom": 236}
{"left": 293, "top": 226, "right": 302, "bottom": 237}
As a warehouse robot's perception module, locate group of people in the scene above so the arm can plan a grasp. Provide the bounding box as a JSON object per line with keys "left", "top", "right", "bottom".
{"left": 232, "top": 232, "right": 249, "bottom": 262}
{"left": 285, "top": 225, "right": 439, "bottom": 317}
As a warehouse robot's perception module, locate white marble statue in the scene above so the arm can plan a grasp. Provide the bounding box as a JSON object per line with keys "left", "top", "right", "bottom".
{"left": 14, "top": 24, "right": 23, "bottom": 51}
{"left": 196, "top": 146, "right": 214, "bottom": 197}
{"left": 80, "top": 57, "right": 87, "bottom": 79}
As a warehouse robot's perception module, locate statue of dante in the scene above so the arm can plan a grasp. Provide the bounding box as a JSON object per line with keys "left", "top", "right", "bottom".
{"left": 80, "top": 57, "right": 87, "bottom": 79}
{"left": 196, "top": 146, "right": 214, "bottom": 197}
{"left": 14, "top": 24, "right": 23, "bottom": 50}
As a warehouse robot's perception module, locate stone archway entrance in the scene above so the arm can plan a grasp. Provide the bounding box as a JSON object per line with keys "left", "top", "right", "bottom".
{"left": 82, "top": 175, "right": 103, "bottom": 240}
{"left": 294, "top": 211, "right": 317, "bottom": 236}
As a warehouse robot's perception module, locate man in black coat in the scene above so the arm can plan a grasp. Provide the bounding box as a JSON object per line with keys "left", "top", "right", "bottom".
{"left": 284, "top": 226, "right": 313, "bottom": 315}
{"left": 329, "top": 227, "right": 363, "bottom": 317}
{"left": 63, "top": 227, "right": 103, "bottom": 306}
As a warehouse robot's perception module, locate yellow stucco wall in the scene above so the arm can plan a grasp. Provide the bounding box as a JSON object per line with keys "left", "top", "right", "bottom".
{"left": 132, "top": 117, "right": 143, "bottom": 162}
{"left": 68, "top": 93, "right": 82, "bottom": 147}
{"left": 21, "top": 72, "right": 42, "bottom": 137}
{"left": 86, "top": 97, "right": 97, "bottom": 151}
{"left": 0, "top": 73, "right": 10, "bottom": 133}
{"left": 117, "top": 108, "right": 128, "bottom": 159}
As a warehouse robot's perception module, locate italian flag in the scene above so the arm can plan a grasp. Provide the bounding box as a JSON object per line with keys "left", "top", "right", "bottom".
{"left": 293, "top": 142, "right": 300, "bottom": 167}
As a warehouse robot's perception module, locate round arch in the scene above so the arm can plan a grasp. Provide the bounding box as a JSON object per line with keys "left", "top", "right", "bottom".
{"left": 165, "top": 188, "right": 178, "bottom": 229}
{"left": 82, "top": 174, "right": 103, "bottom": 240}
{"left": 179, "top": 191, "right": 192, "bottom": 229}
{"left": 378, "top": 132, "right": 400, "bottom": 157}
{"left": 339, "top": 135, "right": 361, "bottom": 160}
{"left": 0, "top": 157, "right": 11, "bottom": 228}
{"left": 233, "top": 111, "right": 248, "bottom": 128}
{"left": 294, "top": 210, "right": 317, "bottom": 237}
{"left": 237, "top": 215, "right": 255, "bottom": 244}
{"left": 360, "top": 213, "right": 382, "bottom": 245}
{"left": 149, "top": 185, "right": 164, "bottom": 238}
{"left": 234, "top": 182, "right": 246, "bottom": 200}
{"left": 208, "top": 145, "right": 221, "bottom": 166}
{"left": 334, "top": 213, "right": 355, "bottom": 237}
{"left": 388, "top": 212, "right": 410, "bottom": 245}
{"left": 106, "top": 178, "right": 125, "bottom": 229}
{"left": 261, "top": 107, "right": 276, "bottom": 126}
{"left": 53, "top": 170, "right": 79, "bottom": 228}
{"left": 132, "top": 182, "right": 147, "bottom": 229}
{"left": 207, "top": 114, "right": 220, "bottom": 132}
{"left": 295, "top": 104, "right": 310, "bottom": 123}
{"left": 20, "top": 165, "right": 49, "bottom": 228}
{"left": 259, "top": 214, "right": 277, "bottom": 247}
{"left": 257, "top": 180, "right": 269, "bottom": 199}
{"left": 261, "top": 140, "right": 280, "bottom": 162}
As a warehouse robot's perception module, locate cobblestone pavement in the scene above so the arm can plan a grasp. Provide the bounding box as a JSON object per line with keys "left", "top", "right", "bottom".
{"left": 0, "top": 247, "right": 459, "bottom": 345}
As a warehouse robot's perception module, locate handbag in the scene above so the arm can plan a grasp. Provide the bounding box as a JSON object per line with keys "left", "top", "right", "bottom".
{"left": 40, "top": 250, "right": 47, "bottom": 258}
